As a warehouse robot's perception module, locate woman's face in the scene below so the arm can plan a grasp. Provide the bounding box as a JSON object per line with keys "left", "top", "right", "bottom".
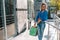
{"left": 41, "top": 5, "right": 46, "bottom": 11}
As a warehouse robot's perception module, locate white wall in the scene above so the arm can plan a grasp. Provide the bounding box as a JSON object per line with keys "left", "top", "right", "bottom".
{"left": 17, "top": 0, "right": 28, "bottom": 33}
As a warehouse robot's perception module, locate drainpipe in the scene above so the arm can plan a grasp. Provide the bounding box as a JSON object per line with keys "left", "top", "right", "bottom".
{"left": 2, "top": 0, "right": 8, "bottom": 40}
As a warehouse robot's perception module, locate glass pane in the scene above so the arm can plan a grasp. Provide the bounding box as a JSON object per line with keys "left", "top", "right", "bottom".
{"left": 5, "top": 0, "right": 16, "bottom": 38}
{"left": 0, "top": 0, "right": 4, "bottom": 40}
{"left": 0, "top": 30, "right": 4, "bottom": 40}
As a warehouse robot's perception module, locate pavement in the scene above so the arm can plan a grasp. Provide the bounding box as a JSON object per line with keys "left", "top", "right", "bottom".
{"left": 11, "top": 20, "right": 57, "bottom": 40}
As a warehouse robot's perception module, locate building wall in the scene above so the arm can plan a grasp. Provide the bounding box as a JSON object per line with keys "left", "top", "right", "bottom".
{"left": 17, "top": 0, "right": 28, "bottom": 33}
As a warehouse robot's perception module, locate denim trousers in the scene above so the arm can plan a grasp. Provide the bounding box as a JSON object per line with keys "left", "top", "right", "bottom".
{"left": 37, "top": 22, "right": 45, "bottom": 40}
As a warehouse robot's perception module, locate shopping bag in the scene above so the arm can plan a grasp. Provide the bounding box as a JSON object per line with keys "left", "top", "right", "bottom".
{"left": 29, "top": 26, "right": 38, "bottom": 36}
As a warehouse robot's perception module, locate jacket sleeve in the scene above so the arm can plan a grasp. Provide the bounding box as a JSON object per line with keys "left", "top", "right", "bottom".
{"left": 42, "top": 11, "right": 48, "bottom": 21}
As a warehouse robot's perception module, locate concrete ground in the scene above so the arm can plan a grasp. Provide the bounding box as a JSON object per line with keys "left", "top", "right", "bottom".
{"left": 0, "top": 21, "right": 58, "bottom": 40}
{"left": 11, "top": 21, "right": 57, "bottom": 40}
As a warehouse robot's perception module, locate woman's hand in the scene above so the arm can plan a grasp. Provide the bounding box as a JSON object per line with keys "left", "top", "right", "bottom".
{"left": 33, "top": 18, "right": 41, "bottom": 27}
{"left": 37, "top": 18, "right": 41, "bottom": 24}
{"left": 33, "top": 23, "right": 36, "bottom": 28}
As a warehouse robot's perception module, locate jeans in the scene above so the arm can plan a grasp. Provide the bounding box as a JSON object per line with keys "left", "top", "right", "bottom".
{"left": 37, "top": 21, "right": 45, "bottom": 40}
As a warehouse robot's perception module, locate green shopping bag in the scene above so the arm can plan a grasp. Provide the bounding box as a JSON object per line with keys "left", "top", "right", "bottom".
{"left": 29, "top": 26, "right": 38, "bottom": 36}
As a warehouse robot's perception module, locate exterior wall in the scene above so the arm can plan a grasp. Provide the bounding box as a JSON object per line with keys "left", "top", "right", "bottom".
{"left": 17, "top": 0, "right": 28, "bottom": 33}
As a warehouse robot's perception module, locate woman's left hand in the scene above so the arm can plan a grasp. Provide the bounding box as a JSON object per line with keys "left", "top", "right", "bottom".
{"left": 37, "top": 18, "right": 41, "bottom": 24}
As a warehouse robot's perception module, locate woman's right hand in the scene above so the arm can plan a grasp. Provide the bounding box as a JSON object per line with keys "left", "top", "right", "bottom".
{"left": 33, "top": 23, "right": 36, "bottom": 28}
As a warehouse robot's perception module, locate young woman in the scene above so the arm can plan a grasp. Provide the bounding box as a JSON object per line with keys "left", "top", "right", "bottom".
{"left": 34, "top": 3, "right": 48, "bottom": 40}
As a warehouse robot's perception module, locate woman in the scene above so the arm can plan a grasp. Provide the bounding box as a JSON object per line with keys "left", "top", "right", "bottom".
{"left": 34, "top": 3, "right": 48, "bottom": 40}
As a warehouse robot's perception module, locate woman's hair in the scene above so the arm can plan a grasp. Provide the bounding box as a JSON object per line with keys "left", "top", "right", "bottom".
{"left": 41, "top": 3, "right": 46, "bottom": 6}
